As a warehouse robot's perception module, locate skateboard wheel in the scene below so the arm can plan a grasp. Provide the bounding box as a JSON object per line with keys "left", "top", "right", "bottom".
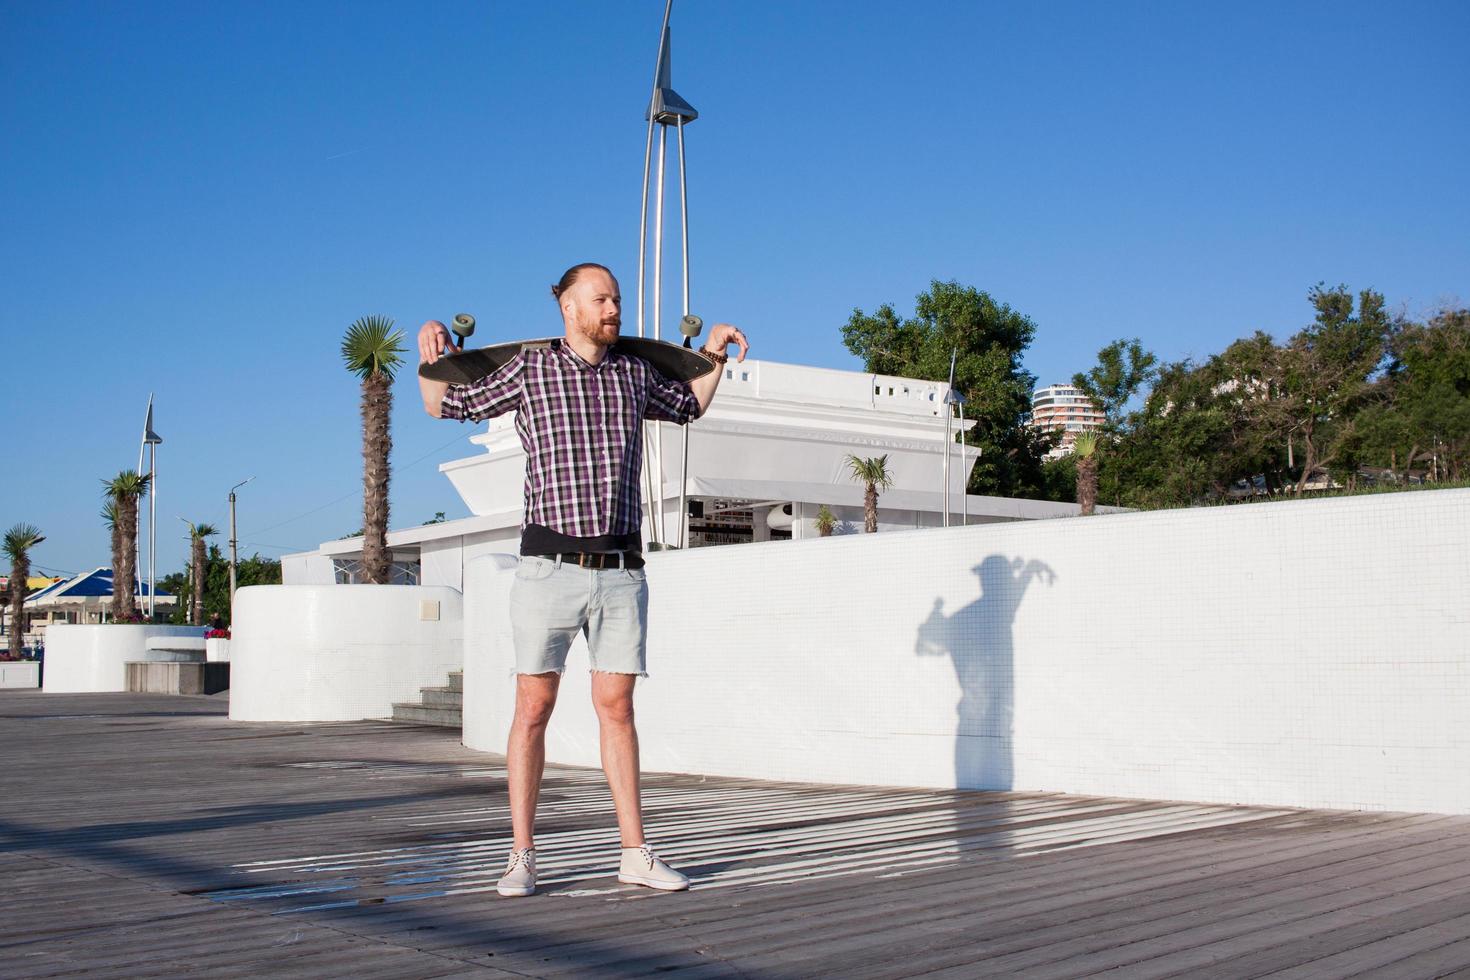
{"left": 679, "top": 314, "right": 702, "bottom": 338}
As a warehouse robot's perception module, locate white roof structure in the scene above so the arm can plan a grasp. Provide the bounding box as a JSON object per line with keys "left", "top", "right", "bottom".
{"left": 284, "top": 357, "right": 1112, "bottom": 587}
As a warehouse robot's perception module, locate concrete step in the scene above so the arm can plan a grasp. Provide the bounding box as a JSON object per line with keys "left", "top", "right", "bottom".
{"left": 419, "top": 687, "right": 463, "bottom": 709}
{"left": 126, "top": 661, "right": 230, "bottom": 695}
{"left": 390, "top": 703, "right": 462, "bottom": 728}
{"left": 138, "top": 650, "right": 206, "bottom": 663}
{"left": 446, "top": 671, "right": 463, "bottom": 693}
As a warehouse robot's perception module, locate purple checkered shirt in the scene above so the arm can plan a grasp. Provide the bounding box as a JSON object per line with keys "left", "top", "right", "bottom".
{"left": 440, "top": 340, "right": 700, "bottom": 538}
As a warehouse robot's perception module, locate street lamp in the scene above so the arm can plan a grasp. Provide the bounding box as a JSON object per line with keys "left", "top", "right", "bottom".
{"left": 228, "top": 477, "right": 255, "bottom": 622}
{"left": 177, "top": 516, "right": 195, "bottom": 624}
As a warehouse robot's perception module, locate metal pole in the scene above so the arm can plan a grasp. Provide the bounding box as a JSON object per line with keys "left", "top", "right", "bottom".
{"left": 149, "top": 443, "right": 157, "bottom": 619}
{"left": 943, "top": 402, "right": 952, "bottom": 528}
{"left": 959, "top": 404, "right": 968, "bottom": 527}
{"left": 177, "top": 516, "right": 193, "bottom": 624}
{"left": 636, "top": 127, "right": 655, "bottom": 341}
{"left": 136, "top": 403, "right": 146, "bottom": 604}
{"left": 636, "top": 99, "right": 658, "bottom": 548}
{"left": 677, "top": 117, "right": 690, "bottom": 315}
{"left": 228, "top": 477, "right": 253, "bottom": 623}
{"left": 645, "top": 124, "right": 670, "bottom": 546}
{"left": 637, "top": 0, "right": 671, "bottom": 342}
{"left": 229, "top": 493, "right": 238, "bottom": 617}
{"left": 677, "top": 116, "right": 692, "bottom": 548}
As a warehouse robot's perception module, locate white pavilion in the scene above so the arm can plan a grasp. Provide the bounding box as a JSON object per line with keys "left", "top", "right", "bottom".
{"left": 282, "top": 358, "right": 1097, "bottom": 589}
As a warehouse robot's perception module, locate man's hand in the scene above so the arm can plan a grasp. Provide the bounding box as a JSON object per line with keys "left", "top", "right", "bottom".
{"left": 689, "top": 322, "right": 749, "bottom": 418}
{"left": 703, "top": 323, "right": 749, "bottom": 362}
{"left": 418, "top": 320, "right": 458, "bottom": 365}
{"left": 417, "top": 320, "right": 457, "bottom": 418}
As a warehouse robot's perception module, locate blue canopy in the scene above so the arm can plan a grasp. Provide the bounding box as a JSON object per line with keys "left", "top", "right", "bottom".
{"left": 24, "top": 567, "right": 173, "bottom": 605}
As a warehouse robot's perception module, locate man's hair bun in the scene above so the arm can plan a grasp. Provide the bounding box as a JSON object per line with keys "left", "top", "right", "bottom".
{"left": 551, "top": 263, "right": 612, "bottom": 303}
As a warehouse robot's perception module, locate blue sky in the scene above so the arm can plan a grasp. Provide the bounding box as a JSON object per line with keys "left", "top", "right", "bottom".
{"left": 3, "top": 0, "right": 1466, "bottom": 578}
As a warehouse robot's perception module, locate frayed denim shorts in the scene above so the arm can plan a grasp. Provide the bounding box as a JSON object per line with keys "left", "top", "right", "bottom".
{"left": 508, "top": 556, "right": 649, "bottom": 677}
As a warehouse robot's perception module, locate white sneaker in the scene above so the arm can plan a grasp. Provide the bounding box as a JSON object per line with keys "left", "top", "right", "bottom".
{"left": 497, "top": 847, "right": 536, "bottom": 897}
{"left": 618, "top": 845, "right": 689, "bottom": 891}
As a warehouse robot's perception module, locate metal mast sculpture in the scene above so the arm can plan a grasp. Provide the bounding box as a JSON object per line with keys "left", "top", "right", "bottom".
{"left": 136, "top": 395, "right": 163, "bottom": 618}
{"left": 637, "top": 0, "right": 700, "bottom": 549}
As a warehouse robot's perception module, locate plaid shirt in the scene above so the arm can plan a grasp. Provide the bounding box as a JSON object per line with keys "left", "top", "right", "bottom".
{"left": 440, "top": 340, "right": 700, "bottom": 538}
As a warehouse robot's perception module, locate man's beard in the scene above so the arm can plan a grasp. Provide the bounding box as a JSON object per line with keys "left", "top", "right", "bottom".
{"left": 577, "top": 313, "right": 620, "bottom": 346}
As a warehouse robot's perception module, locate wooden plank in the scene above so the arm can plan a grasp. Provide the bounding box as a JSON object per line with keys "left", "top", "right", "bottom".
{"left": 1016, "top": 869, "right": 1470, "bottom": 979}
{"left": 624, "top": 820, "right": 1468, "bottom": 976}
{"left": 1363, "top": 936, "right": 1470, "bottom": 979}
{"left": 1254, "top": 910, "right": 1470, "bottom": 979}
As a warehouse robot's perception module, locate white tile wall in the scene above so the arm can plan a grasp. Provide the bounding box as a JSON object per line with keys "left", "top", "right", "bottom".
{"left": 230, "top": 585, "right": 463, "bottom": 722}
{"left": 462, "top": 488, "right": 1470, "bottom": 814}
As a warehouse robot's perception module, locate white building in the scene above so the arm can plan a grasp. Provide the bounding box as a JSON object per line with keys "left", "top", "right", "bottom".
{"left": 1030, "top": 383, "right": 1105, "bottom": 459}
{"left": 284, "top": 358, "right": 1105, "bottom": 587}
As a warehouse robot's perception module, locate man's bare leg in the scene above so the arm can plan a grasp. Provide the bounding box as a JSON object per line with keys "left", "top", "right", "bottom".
{"left": 508, "top": 672, "right": 561, "bottom": 851}
{"left": 591, "top": 671, "right": 645, "bottom": 848}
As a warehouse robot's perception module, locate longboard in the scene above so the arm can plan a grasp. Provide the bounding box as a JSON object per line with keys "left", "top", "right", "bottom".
{"left": 418, "top": 336, "right": 718, "bottom": 386}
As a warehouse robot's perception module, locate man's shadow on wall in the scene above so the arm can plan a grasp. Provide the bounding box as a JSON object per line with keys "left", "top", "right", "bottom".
{"left": 916, "top": 556, "right": 1055, "bottom": 791}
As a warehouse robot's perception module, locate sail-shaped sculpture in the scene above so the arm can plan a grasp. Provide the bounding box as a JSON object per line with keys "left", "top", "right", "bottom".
{"left": 637, "top": 0, "right": 701, "bottom": 548}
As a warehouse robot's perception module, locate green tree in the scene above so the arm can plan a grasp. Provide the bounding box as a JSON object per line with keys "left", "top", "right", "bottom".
{"left": 1095, "top": 287, "right": 1399, "bottom": 507}
{"left": 3, "top": 524, "right": 45, "bottom": 660}
{"left": 341, "top": 315, "right": 406, "bottom": 584}
{"left": 1276, "top": 285, "right": 1394, "bottom": 492}
{"left": 164, "top": 546, "right": 281, "bottom": 626}
{"left": 842, "top": 281, "right": 1046, "bottom": 498}
{"left": 1072, "top": 433, "right": 1100, "bottom": 516}
{"left": 100, "top": 500, "right": 120, "bottom": 586}
{"left": 101, "top": 470, "right": 150, "bottom": 620}
{"left": 813, "top": 504, "right": 837, "bottom": 538}
{"left": 1072, "top": 338, "right": 1158, "bottom": 434}
{"left": 1367, "top": 307, "right": 1470, "bottom": 480}
{"left": 845, "top": 454, "right": 893, "bottom": 533}
{"left": 184, "top": 523, "right": 218, "bottom": 625}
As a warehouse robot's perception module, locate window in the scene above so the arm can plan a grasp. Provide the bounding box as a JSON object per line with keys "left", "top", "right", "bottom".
{"left": 332, "top": 557, "right": 421, "bottom": 585}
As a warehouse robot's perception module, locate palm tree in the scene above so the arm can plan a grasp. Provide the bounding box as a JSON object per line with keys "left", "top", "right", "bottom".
{"left": 845, "top": 454, "right": 894, "bottom": 534}
{"left": 186, "top": 523, "right": 218, "bottom": 624}
{"left": 3, "top": 524, "right": 45, "bottom": 660}
{"left": 341, "top": 315, "right": 406, "bottom": 584}
{"left": 1073, "top": 432, "right": 1100, "bottom": 516}
{"left": 102, "top": 470, "right": 151, "bottom": 619}
{"left": 814, "top": 504, "right": 837, "bottom": 538}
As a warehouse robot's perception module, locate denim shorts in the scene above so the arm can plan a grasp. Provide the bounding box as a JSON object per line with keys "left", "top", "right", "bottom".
{"left": 508, "top": 556, "right": 649, "bottom": 676}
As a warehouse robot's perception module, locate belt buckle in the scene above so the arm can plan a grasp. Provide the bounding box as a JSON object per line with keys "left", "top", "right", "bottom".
{"left": 578, "top": 553, "right": 591, "bottom": 569}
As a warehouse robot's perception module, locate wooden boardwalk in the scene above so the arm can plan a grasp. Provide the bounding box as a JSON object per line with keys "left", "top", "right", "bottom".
{"left": 2, "top": 691, "right": 1468, "bottom": 979}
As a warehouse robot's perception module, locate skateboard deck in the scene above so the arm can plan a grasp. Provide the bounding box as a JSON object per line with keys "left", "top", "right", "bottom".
{"left": 418, "top": 336, "right": 718, "bottom": 386}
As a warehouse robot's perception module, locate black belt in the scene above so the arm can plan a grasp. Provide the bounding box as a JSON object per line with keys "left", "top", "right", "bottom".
{"left": 535, "top": 552, "right": 645, "bottom": 570}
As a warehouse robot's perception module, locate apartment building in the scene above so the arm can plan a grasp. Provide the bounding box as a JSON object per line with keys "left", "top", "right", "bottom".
{"left": 1030, "top": 383, "right": 1105, "bottom": 459}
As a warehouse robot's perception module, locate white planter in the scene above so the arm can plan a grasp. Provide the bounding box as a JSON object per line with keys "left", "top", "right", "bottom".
{"left": 229, "top": 585, "right": 463, "bottom": 722}
{"left": 0, "top": 661, "right": 40, "bottom": 689}
{"left": 205, "top": 637, "right": 231, "bottom": 662}
{"left": 43, "top": 624, "right": 209, "bottom": 693}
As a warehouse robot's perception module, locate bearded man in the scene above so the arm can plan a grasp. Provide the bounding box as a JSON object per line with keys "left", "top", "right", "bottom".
{"left": 417, "top": 262, "right": 748, "bottom": 896}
